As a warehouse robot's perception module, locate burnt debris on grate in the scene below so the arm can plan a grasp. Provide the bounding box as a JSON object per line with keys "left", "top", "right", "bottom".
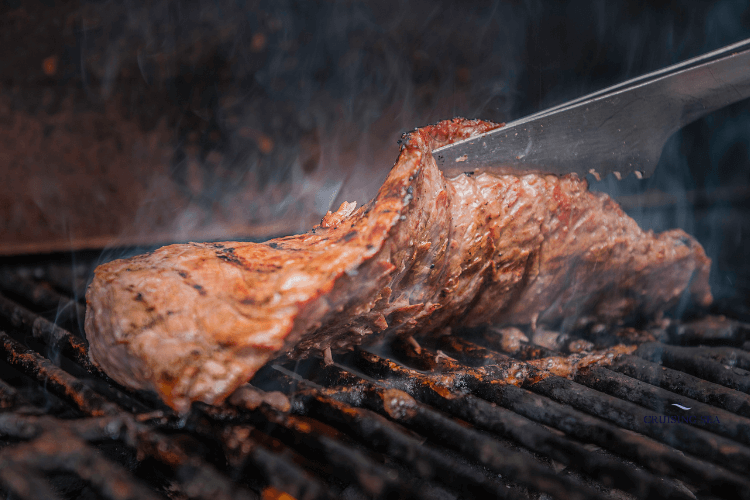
{"left": 1, "top": 262, "right": 750, "bottom": 499}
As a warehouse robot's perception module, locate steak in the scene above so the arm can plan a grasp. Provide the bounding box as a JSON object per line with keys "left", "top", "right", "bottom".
{"left": 85, "top": 118, "right": 712, "bottom": 412}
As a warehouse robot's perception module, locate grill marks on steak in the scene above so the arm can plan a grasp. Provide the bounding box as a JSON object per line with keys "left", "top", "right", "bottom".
{"left": 85, "top": 118, "right": 712, "bottom": 412}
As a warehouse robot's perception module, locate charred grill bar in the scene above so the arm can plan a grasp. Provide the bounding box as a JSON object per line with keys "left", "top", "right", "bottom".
{"left": 1, "top": 259, "right": 750, "bottom": 500}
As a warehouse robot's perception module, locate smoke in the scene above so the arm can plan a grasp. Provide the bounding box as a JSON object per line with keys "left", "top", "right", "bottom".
{"left": 76, "top": 0, "right": 531, "bottom": 221}
{"left": 7, "top": 0, "right": 746, "bottom": 311}
{"left": 563, "top": 0, "right": 750, "bottom": 307}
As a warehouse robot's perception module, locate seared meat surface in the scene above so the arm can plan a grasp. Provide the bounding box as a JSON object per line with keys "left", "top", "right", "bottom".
{"left": 85, "top": 118, "right": 712, "bottom": 412}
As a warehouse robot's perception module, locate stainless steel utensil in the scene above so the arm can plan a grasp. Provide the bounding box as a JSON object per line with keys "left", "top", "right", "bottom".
{"left": 434, "top": 38, "right": 750, "bottom": 180}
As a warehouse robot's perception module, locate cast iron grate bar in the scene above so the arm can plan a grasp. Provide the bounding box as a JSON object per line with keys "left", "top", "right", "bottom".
{"left": 672, "top": 345, "right": 750, "bottom": 370}
{"left": 286, "top": 356, "right": 622, "bottom": 500}
{"left": 404, "top": 335, "right": 750, "bottom": 499}
{"left": 1, "top": 300, "right": 406, "bottom": 500}
{"left": 609, "top": 354, "right": 750, "bottom": 418}
{"left": 210, "top": 420, "right": 338, "bottom": 500}
{"left": 332, "top": 348, "right": 693, "bottom": 500}
{"left": 254, "top": 371, "right": 552, "bottom": 497}
{"left": 0, "top": 268, "right": 84, "bottom": 328}
{"left": 0, "top": 464, "right": 64, "bottom": 500}
{"left": 0, "top": 292, "right": 165, "bottom": 413}
{"left": 200, "top": 402, "right": 445, "bottom": 500}
{"left": 528, "top": 368, "right": 750, "bottom": 474}
{"left": 574, "top": 364, "right": 750, "bottom": 446}
{"left": 0, "top": 377, "right": 16, "bottom": 408}
{"left": 0, "top": 292, "right": 461, "bottom": 500}
{"left": 0, "top": 412, "right": 266, "bottom": 500}
{"left": 0, "top": 330, "right": 121, "bottom": 416}
{"left": 436, "top": 330, "right": 750, "bottom": 475}
{"left": 10, "top": 262, "right": 91, "bottom": 302}
{"left": 0, "top": 422, "right": 161, "bottom": 500}
{"left": 636, "top": 342, "right": 750, "bottom": 394}
{"left": 344, "top": 346, "right": 701, "bottom": 500}
{"left": 288, "top": 381, "right": 525, "bottom": 499}
{"left": 259, "top": 364, "right": 534, "bottom": 499}
{"left": 3, "top": 262, "right": 750, "bottom": 499}
{"left": 666, "top": 316, "right": 750, "bottom": 346}
{"left": 455, "top": 325, "right": 750, "bottom": 419}
{"left": 0, "top": 292, "right": 93, "bottom": 373}
{"left": 0, "top": 281, "right": 422, "bottom": 500}
{"left": 0, "top": 330, "right": 334, "bottom": 500}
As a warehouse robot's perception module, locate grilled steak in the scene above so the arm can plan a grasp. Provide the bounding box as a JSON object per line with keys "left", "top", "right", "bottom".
{"left": 85, "top": 118, "right": 712, "bottom": 412}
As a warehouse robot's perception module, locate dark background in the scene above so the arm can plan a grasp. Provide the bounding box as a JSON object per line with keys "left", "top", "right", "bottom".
{"left": 2, "top": 0, "right": 749, "bottom": 310}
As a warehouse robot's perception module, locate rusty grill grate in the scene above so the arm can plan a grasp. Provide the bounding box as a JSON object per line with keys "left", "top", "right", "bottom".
{"left": 1, "top": 256, "right": 750, "bottom": 500}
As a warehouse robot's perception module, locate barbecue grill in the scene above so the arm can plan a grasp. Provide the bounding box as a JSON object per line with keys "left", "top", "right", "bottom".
{"left": 4, "top": 1, "right": 750, "bottom": 499}
{"left": 1, "top": 253, "right": 749, "bottom": 500}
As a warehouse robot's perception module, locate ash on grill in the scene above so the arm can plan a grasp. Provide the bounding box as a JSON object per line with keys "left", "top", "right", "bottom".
{"left": 1, "top": 258, "right": 750, "bottom": 500}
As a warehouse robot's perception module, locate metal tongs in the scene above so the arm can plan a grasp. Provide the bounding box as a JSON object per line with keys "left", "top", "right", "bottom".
{"left": 434, "top": 38, "right": 750, "bottom": 180}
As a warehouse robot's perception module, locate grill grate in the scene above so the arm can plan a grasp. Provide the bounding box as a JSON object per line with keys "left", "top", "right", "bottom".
{"left": 1, "top": 257, "right": 750, "bottom": 499}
